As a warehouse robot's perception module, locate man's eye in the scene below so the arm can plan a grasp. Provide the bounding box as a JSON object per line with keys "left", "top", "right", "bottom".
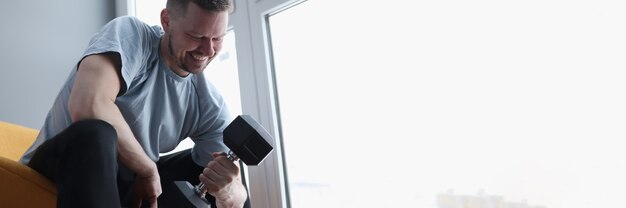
{"left": 189, "top": 34, "right": 202, "bottom": 40}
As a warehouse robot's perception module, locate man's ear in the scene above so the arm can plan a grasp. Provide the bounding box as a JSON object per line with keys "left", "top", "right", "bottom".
{"left": 160, "top": 8, "right": 170, "bottom": 31}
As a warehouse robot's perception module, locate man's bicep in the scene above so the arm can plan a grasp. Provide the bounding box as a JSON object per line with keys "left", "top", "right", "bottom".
{"left": 68, "top": 53, "right": 124, "bottom": 120}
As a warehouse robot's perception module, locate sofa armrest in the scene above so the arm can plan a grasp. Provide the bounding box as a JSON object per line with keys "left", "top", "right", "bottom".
{"left": 0, "top": 121, "right": 39, "bottom": 161}
{"left": 0, "top": 156, "right": 56, "bottom": 207}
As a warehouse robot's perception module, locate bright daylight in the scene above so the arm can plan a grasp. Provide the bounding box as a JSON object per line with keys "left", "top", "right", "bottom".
{"left": 270, "top": 0, "right": 626, "bottom": 208}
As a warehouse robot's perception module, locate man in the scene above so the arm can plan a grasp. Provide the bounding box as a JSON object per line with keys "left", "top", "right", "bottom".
{"left": 19, "top": 0, "right": 249, "bottom": 207}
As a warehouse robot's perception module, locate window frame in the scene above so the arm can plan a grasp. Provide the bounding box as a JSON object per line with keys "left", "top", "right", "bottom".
{"left": 230, "top": 1, "right": 303, "bottom": 207}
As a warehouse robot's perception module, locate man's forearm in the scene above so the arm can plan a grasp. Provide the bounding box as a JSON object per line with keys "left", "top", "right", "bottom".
{"left": 103, "top": 104, "right": 156, "bottom": 176}
{"left": 216, "top": 182, "right": 247, "bottom": 208}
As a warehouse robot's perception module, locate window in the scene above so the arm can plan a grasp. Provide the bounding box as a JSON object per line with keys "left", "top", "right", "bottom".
{"left": 267, "top": 0, "right": 626, "bottom": 207}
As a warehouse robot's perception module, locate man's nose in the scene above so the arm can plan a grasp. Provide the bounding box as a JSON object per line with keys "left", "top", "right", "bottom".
{"left": 199, "top": 39, "right": 216, "bottom": 57}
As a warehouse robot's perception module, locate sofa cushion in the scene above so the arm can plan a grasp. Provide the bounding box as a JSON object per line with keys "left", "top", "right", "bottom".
{"left": 0, "top": 121, "right": 39, "bottom": 161}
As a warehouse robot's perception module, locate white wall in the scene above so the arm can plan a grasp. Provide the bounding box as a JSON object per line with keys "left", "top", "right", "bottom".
{"left": 0, "top": 0, "right": 115, "bottom": 128}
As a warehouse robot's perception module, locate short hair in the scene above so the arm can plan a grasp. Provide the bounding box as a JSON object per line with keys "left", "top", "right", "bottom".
{"left": 166, "top": 0, "right": 233, "bottom": 18}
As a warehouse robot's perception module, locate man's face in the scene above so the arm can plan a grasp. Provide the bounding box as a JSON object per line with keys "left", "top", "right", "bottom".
{"left": 161, "top": 3, "right": 229, "bottom": 76}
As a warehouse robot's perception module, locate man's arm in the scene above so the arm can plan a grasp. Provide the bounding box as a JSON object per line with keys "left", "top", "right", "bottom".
{"left": 68, "top": 53, "right": 162, "bottom": 207}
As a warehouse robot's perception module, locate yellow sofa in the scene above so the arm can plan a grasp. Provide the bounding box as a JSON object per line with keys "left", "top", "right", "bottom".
{"left": 0, "top": 121, "right": 56, "bottom": 207}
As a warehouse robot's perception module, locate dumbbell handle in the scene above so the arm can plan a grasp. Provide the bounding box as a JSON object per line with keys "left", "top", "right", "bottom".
{"left": 193, "top": 150, "right": 239, "bottom": 198}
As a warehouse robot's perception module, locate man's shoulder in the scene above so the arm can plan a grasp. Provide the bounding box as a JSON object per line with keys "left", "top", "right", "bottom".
{"left": 110, "top": 15, "right": 143, "bottom": 25}
{"left": 103, "top": 15, "right": 161, "bottom": 34}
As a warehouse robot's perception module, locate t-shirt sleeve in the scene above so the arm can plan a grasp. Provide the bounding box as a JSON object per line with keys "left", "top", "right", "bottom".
{"left": 81, "top": 16, "right": 155, "bottom": 94}
{"left": 189, "top": 80, "right": 234, "bottom": 166}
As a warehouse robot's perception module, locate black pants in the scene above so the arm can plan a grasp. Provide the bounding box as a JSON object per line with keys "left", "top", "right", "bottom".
{"left": 27, "top": 119, "right": 250, "bottom": 208}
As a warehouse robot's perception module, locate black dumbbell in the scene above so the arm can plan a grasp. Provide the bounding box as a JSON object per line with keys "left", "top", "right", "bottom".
{"left": 158, "top": 115, "right": 274, "bottom": 208}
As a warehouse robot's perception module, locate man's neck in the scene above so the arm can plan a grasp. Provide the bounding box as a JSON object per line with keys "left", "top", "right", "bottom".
{"left": 159, "top": 36, "right": 190, "bottom": 77}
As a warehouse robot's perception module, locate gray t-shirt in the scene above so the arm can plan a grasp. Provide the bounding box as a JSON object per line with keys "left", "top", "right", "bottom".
{"left": 20, "top": 16, "right": 232, "bottom": 167}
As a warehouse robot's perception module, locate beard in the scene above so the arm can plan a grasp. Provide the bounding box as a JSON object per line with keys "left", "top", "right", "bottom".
{"left": 167, "top": 35, "right": 211, "bottom": 75}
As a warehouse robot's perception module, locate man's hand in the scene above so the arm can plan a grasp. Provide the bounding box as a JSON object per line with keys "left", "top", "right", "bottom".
{"left": 132, "top": 167, "right": 162, "bottom": 208}
{"left": 199, "top": 152, "right": 247, "bottom": 208}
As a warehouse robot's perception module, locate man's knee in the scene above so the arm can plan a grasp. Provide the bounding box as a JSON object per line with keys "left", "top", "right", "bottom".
{"left": 67, "top": 119, "right": 118, "bottom": 153}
